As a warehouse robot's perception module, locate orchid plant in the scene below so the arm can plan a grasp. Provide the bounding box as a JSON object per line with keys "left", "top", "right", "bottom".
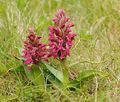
{"left": 48, "top": 9, "right": 76, "bottom": 85}
{"left": 22, "top": 9, "right": 76, "bottom": 86}
{"left": 20, "top": 9, "right": 106, "bottom": 90}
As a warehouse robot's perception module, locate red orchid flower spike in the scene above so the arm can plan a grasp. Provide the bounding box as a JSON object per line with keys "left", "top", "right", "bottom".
{"left": 48, "top": 9, "right": 76, "bottom": 60}
{"left": 22, "top": 27, "right": 48, "bottom": 69}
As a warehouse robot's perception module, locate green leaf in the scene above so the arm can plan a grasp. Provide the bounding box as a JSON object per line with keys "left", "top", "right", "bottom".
{"left": 24, "top": 64, "right": 45, "bottom": 90}
{"left": 42, "top": 61, "right": 63, "bottom": 83}
{"left": 43, "top": 68, "right": 62, "bottom": 87}
{"left": 68, "top": 80, "right": 80, "bottom": 89}
{"left": 69, "top": 70, "right": 108, "bottom": 89}
{"left": 76, "top": 70, "right": 108, "bottom": 82}
{"left": 14, "top": 65, "right": 24, "bottom": 72}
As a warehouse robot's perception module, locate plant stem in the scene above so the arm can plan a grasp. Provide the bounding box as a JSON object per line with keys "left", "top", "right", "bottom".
{"left": 60, "top": 59, "right": 69, "bottom": 86}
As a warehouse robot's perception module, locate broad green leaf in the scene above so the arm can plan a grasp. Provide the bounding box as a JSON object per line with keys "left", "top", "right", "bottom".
{"left": 24, "top": 65, "right": 45, "bottom": 90}
{"left": 69, "top": 70, "right": 108, "bottom": 89}
{"left": 42, "top": 61, "right": 63, "bottom": 83}
{"left": 14, "top": 65, "right": 24, "bottom": 72}
{"left": 43, "top": 68, "right": 62, "bottom": 87}
{"left": 68, "top": 80, "right": 80, "bottom": 89}
{"left": 76, "top": 70, "right": 108, "bottom": 81}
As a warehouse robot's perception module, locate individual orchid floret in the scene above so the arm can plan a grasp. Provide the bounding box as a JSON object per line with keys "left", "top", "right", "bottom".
{"left": 48, "top": 9, "right": 76, "bottom": 60}
{"left": 22, "top": 27, "right": 48, "bottom": 68}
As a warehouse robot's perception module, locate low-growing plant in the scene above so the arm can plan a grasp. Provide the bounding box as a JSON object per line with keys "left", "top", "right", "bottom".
{"left": 15, "top": 9, "right": 107, "bottom": 92}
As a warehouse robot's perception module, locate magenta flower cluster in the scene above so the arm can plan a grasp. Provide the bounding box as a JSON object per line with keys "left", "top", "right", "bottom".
{"left": 49, "top": 9, "right": 76, "bottom": 59}
{"left": 22, "top": 9, "right": 76, "bottom": 67}
{"left": 22, "top": 27, "right": 48, "bottom": 65}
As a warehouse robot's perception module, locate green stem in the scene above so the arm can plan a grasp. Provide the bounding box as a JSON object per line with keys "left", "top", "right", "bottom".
{"left": 60, "top": 59, "right": 69, "bottom": 86}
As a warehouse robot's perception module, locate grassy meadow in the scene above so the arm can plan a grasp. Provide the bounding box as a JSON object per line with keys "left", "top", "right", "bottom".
{"left": 0, "top": 0, "right": 120, "bottom": 101}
